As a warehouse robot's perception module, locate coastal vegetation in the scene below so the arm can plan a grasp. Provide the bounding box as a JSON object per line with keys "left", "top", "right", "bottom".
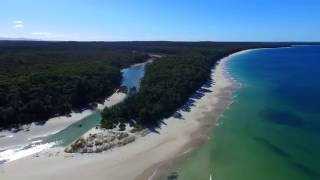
{"left": 101, "top": 43, "right": 289, "bottom": 128}
{"left": 101, "top": 53, "right": 212, "bottom": 128}
{"left": 0, "top": 41, "right": 149, "bottom": 127}
{"left": 0, "top": 41, "right": 289, "bottom": 128}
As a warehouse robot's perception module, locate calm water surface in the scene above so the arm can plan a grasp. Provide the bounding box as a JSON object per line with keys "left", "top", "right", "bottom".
{"left": 177, "top": 46, "right": 320, "bottom": 180}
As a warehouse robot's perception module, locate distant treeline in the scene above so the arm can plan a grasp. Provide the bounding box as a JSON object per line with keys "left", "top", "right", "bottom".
{"left": 101, "top": 42, "right": 290, "bottom": 128}
{"left": 0, "top": 41, "right": 289, "bottom": 128}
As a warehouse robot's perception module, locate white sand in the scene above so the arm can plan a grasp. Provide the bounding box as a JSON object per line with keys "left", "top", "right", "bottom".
{"left": 0, "top": 110, "right": 93, "bottom": 150}
{"left": 0, "top": 92, "right": 126, "bottom": 149}
{"left": 0, "top": 51, "right": 243, "bottom": 180}
{"left": 96, "top": 92, "right": 127, "bottom": 111}
{"left": 0, "top": 92, "right": 127, "bottom": 165}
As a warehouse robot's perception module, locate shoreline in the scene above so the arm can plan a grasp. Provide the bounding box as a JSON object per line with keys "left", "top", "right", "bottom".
{"left": 144, "top": 47, "right": 294, "bottom": 179}
{"left": 0, "top": 56, "right": 156, "bottom": 144}
{"left": 138, "top": 50, "right": 245, "bottom": 179}
{"left": 0, "top": 110, "right": 93, "bottom": 150}
{"left": 0, "top": 57, "right": 155, "bottom": 164}
{"left": 0, "top": 49, "right": 254, "bottom": 180}
{"left": 0, "top": 90, "right": 127, "bottom": 146}
{"left": 0, "top": 91, "right": 127, "bottom": 163}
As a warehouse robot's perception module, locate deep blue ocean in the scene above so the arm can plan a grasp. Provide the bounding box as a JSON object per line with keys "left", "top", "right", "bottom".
{"left": 177, "top": 46, "right": 320, "bottom": 180}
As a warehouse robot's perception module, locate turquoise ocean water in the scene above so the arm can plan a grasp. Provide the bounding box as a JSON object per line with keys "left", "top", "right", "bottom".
{"left": 176, "top": 46, "right": 320, "bottom": 180}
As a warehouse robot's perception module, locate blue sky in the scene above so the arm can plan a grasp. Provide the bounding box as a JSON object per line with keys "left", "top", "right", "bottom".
{"left": 1, "top": 0, "right": 319, "bottom": 41}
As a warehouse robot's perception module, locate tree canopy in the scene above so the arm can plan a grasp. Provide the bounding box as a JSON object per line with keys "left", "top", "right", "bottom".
{"left": 101, "top": 42, "right": 289, "bottom": 128}
{"left": 0, "top": 41, "right": 149, "bottom": 127}
{"left": 0, "top": 41, "right": 288, "bottom": 128}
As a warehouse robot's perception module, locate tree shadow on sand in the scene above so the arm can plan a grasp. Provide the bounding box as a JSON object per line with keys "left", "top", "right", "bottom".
{"left": 143, "top": 79, "right": 214, "bottom": 134}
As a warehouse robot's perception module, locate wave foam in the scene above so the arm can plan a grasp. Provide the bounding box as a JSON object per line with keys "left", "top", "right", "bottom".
{"left": 0, "top": 141, "right": 55, "bottom": 163}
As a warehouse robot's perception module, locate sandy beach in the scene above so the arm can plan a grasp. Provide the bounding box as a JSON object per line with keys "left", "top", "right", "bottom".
{"left": 0, "top": 91, "right": 126, "bottom": 147}
{"left": 0, "top": 110, "right": 93, "bottom": 149}
{"left": 0, "top": 51, "right": 243, "bottom": 180}
{"left": 0, "top": 92, "right": 127, "bottom": 163}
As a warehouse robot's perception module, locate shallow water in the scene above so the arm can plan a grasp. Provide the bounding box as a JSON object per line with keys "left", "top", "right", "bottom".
{"left": 0, "top": 62, "right": 146, "bottom": 163}
{"left": 176, "top": 46, "right": 320, "bottom": 180}
{"left": 49, "top": 63, "right": 147, "bottom": 146}
{"left": 121, "top": 63, "right": 146, "bottom": 94}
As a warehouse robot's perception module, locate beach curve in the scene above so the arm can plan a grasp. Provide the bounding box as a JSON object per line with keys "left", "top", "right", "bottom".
{"left": 0, "top": 50, "right": 252, "bottom": 180}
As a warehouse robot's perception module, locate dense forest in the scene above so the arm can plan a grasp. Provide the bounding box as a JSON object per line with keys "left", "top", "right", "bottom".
{"left": 0, "top": 41, "right": 150, "bottom": 128}
{"left": 102, "top": 53, "right": 211, "bottom": 128}
{"left": 101, "top": 42, "right": 290, "bottom": 129}
{"left": 0, "top": 41, "right": 289, "bottom": 128}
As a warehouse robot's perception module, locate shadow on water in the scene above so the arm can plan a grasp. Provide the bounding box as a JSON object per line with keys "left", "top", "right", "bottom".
{"left": 291, "top": 162, "right": 320, "bottom": 179}
{"left": 254, "top": 136, "right": 320, "bottom": 179}
{"left": 253, "top": 136, "right": 291, "bottom": 158}
{"left": 260, "top": 108, "right": 305, "bottom": 128}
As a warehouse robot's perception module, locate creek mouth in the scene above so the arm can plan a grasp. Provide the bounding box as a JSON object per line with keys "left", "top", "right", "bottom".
{"left": 0, "top": 62, "right": 148, "bottom": 164}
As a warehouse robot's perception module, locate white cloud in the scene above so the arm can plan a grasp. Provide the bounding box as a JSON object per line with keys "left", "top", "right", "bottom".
{"left": 14, "top": 20, "right": 23, "bottom": 24}
{"left": 31, "top": 32, "right": 52, "bottom": 36}
{"left": 30, "top": 32, "right": 84, "bottom": 41}
{"left": 15, "top": 24, "right": 24, "bottom": 28}
{"left": 14, "top": 20, "right": 24, "bottom": 28}
{"left": 29, "top": 32, "right": 107, "bottom": 41}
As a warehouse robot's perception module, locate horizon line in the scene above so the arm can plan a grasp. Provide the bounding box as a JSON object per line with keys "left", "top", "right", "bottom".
{"left": 0, "top": 38, "right": 320, "bottom": 44}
